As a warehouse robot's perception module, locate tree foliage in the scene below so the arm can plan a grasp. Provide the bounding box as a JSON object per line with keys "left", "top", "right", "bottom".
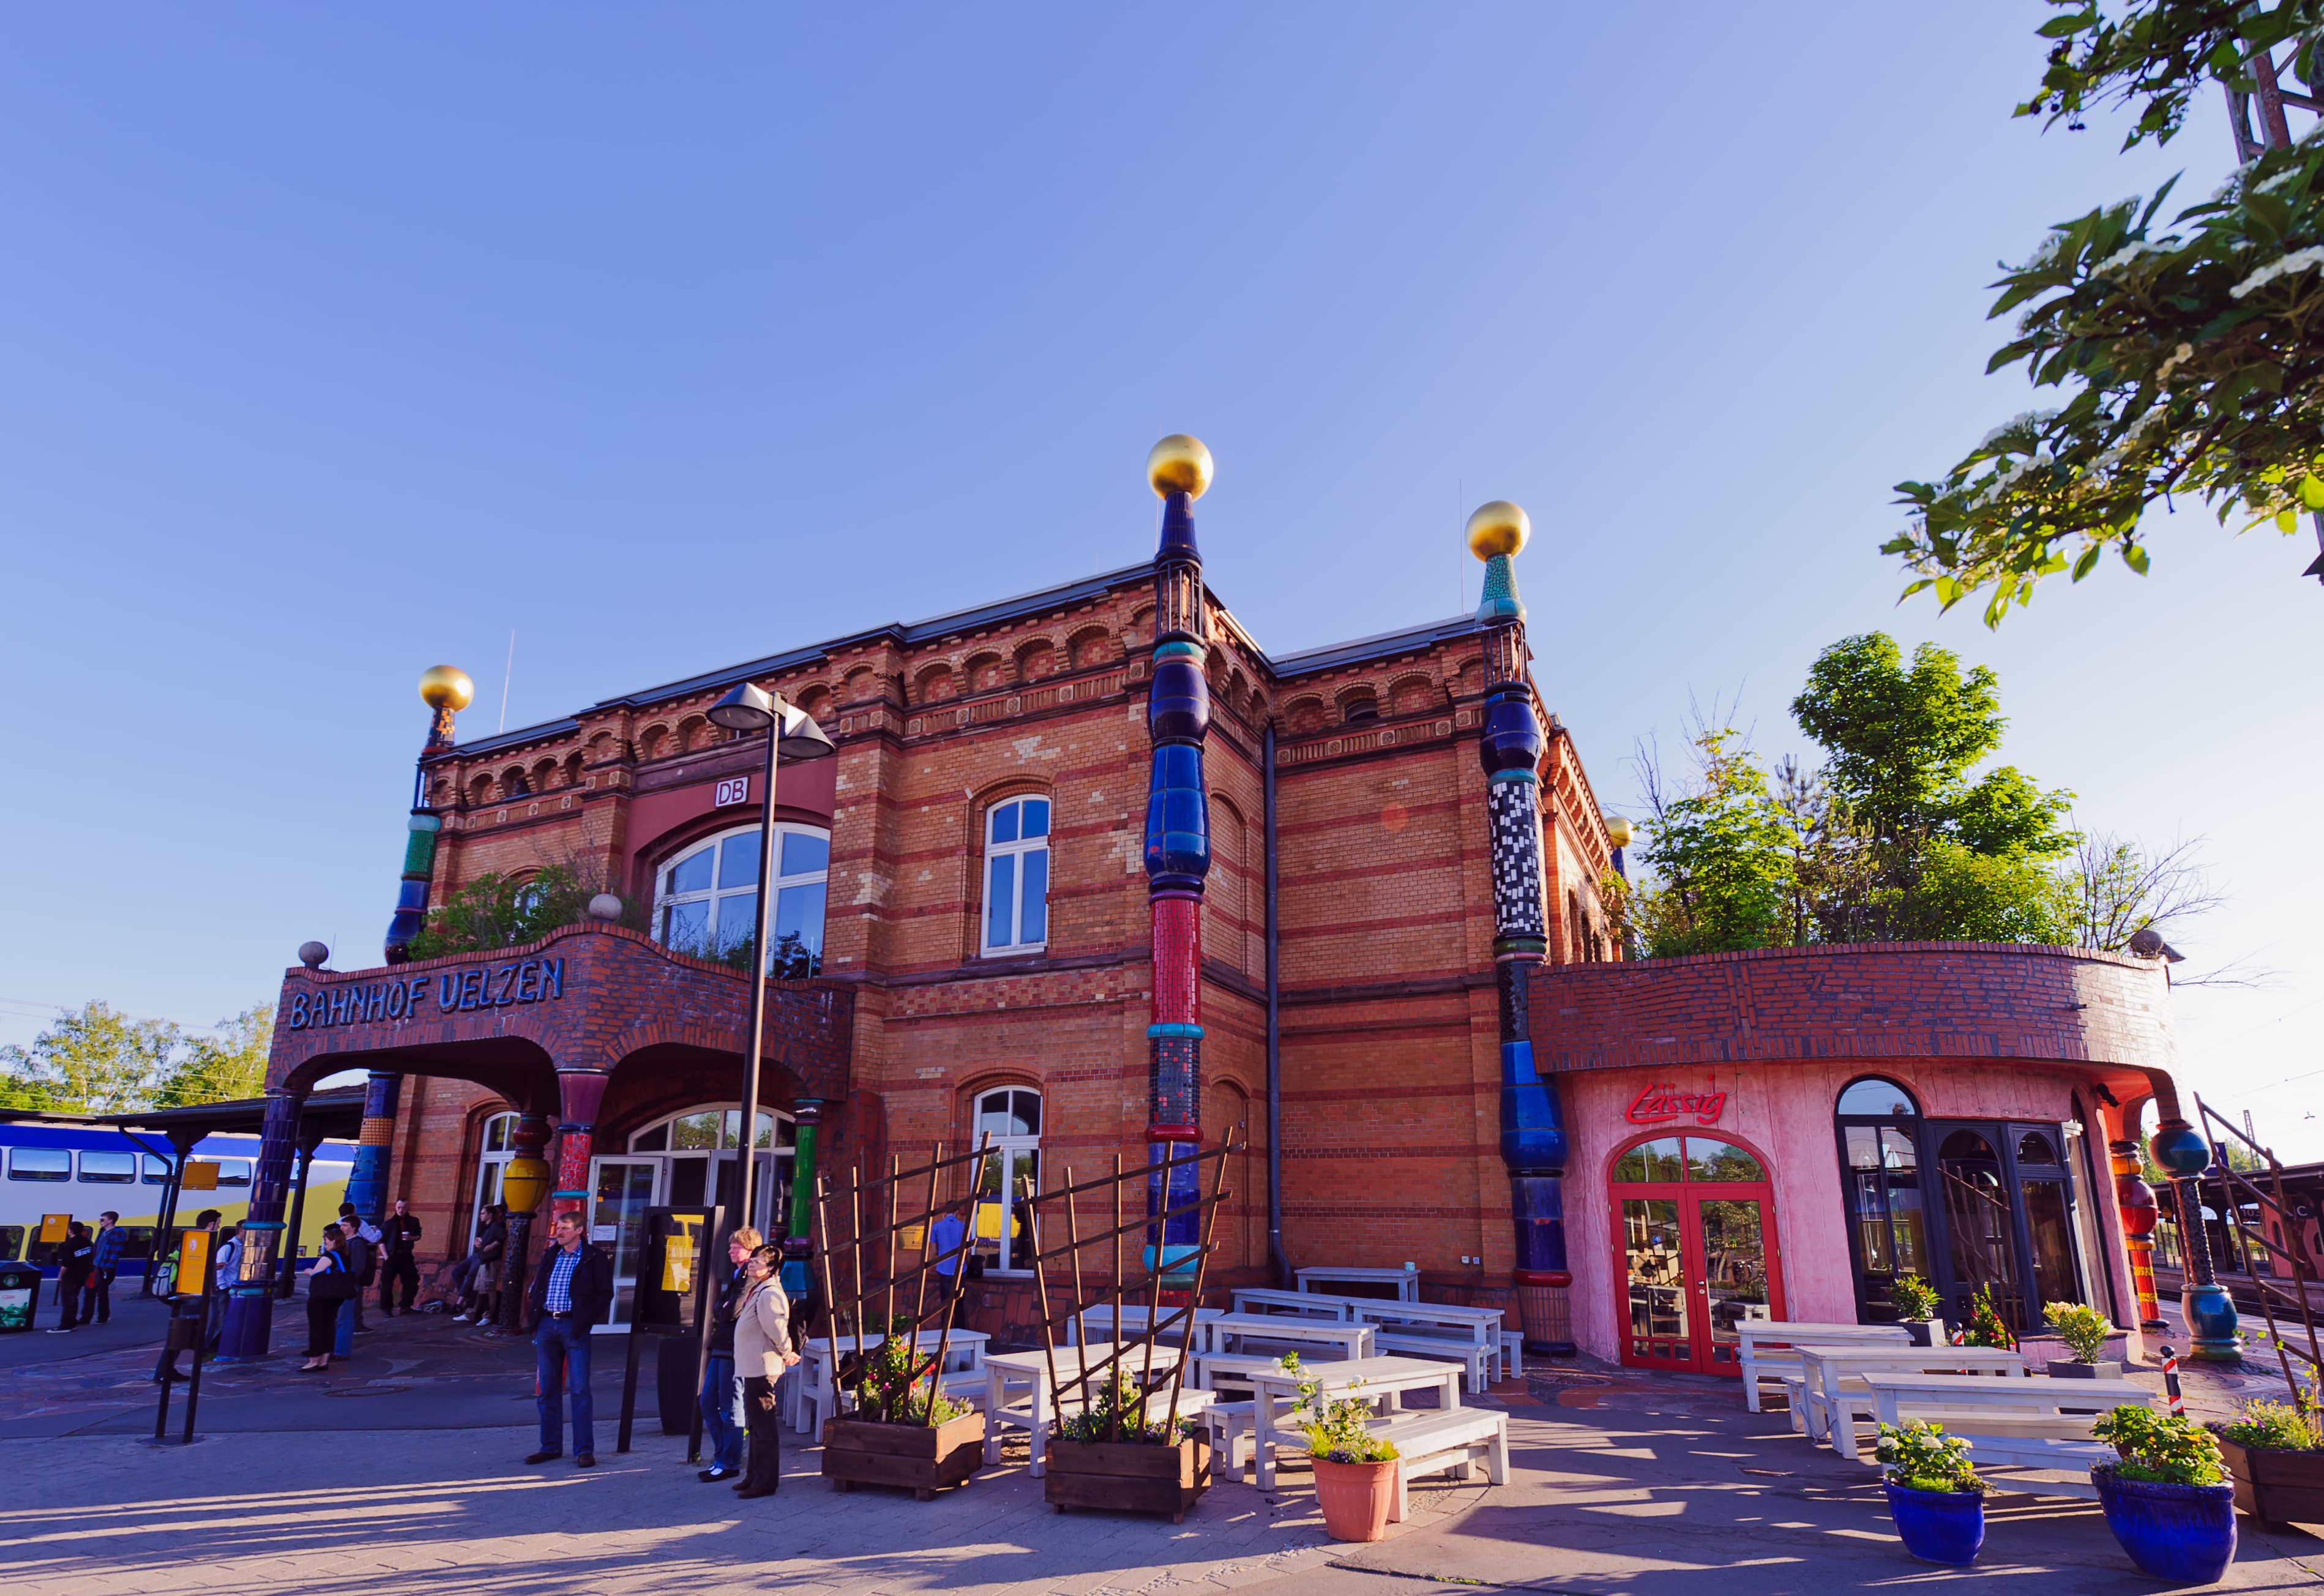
{"left": 154, "top": 1006, "right": 275, "bottom": 1109}
{"left": 406, "top": 865, "right": 643, "bottom": 960}
{"left": 0, "top": 1002, "right": 181, "bottom": 1113}
{"left": 1893, "top": 1, "right": 2324, "bottom": 623}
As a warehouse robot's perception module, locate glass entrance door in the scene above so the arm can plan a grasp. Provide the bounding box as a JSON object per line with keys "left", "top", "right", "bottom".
{"left": 590, "top": 1158, "right": 659, "bottom": 1330}
{"left": 1611, "top": 1134, "right": 1783, "bottom": 1376}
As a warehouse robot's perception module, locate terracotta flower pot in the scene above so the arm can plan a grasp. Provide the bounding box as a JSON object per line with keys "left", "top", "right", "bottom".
{"left": 1313, "top": 1456, "right": 1399, "bottom": 1542}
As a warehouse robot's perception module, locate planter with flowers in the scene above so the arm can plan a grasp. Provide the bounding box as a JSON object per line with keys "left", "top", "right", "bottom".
{"left": 2211, "top": 1373, "right": 2324, "bottom": 1526}
{"left": 2040, "top": 1302, "right": 2122, "bottom": 1380}
{"left": 1953, "top": 1286, "right": 2017, "bottom": 1351}
{"left": 2090, "top": 1405, "right": 2237, "bottom": 1584}
{"left": 1044, "top": 1369, "right": 1211, "bottom": 1523}
{"left": 1280, "top": 1354, "right": 1403, "bottom": 1543}
{"left": 1874, "top": 1420, "right": 1985, "bottom": 1565}
{"left": 821, "top": 1333, "right": 985, "bottom": 1500}
{"left": 1888, "top": 1275, "right": 1945, "bottom": 1348}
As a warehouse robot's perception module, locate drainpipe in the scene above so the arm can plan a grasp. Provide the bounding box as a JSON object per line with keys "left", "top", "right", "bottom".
{"left": 1264, "top": 721, "right": 1287, "bottom": 1288}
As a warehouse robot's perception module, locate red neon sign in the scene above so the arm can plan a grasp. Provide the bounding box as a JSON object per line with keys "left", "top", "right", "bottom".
{"left": 1625, "top": 1081, "right": 1727, "bottom": 1126}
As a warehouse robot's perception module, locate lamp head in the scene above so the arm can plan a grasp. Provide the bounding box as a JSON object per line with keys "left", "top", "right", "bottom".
{"left": 707, "top": 682, "right": 777, "bottom": 733}
{"left": 419, "top": 665, "right": 474, "bottom": 711}
{"left": 1146, "top": 434, "right": 1213, "bottom": 500}
{"left": 774, "top": 695, "right": 837, "bottom": 762}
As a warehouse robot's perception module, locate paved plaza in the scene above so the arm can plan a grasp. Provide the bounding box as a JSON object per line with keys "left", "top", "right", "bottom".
{"left": 1, "top": 1302, "right": 2319, "bottom": 1595}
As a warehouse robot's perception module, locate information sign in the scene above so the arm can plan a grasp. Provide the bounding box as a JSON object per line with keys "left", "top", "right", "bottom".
{"left": 174, "top": 1229, "right": 213, "bottom": 1298}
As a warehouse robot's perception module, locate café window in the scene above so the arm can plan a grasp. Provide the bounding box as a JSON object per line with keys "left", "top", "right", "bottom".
{"left": 1834, "top": 1076, "right": 1928, "bottom": 1324}
{"left": 981, "top": 797, "right": 1050, "bottom": 956}
{"left": 655, "top": 823, "right": 830, "bottom": 977}
{"left": 972, "top": 1087, "right": 1042, "bottom": 1273}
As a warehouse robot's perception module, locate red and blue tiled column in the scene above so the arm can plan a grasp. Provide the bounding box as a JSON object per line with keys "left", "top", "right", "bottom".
{"left": 553, "top": 1070, "right": 611, "bottom": 1223}
{"left": 1468, "top": 503, "right": 1574, "bottom": 1355}
{"left": 1142, "top": 436, "right": 1214, "bottom": 1275}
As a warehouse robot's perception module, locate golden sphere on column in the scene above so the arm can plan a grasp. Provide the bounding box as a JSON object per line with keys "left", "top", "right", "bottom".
{"left": 1146, "top": 434, "right": 1214, "bottom": 500}
{"left": 419, "top": 665, "right": 476, "bottom": 711}
{"left": 1604, "top": 815, "right": 1635, "bottom": 849}
{"left": 1465, "top": 500, "right": 1530, "bottom": 561}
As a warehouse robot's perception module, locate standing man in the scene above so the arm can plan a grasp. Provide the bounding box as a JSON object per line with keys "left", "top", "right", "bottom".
{"left": 83, "top": 1211, "right": 125, "bottom": 1326}
{"left": 525, "top": 1211, "right": 611, "bottom": 1469}
{"left": 336, "top": 1202, "right": 382, "bottom": 1333}
{"left": 697, "top": 1226, "right": 760, "bottom": 1483}
{"left": 48, "top": 1223, "right": 95, "bottom": 1333}
{"left": 927, "top": 1201, "right": 968, "bottom": 1300}
{"left": 379, "top": 1199, "right": 423, "bottom": 1316}
{"left": 153, "top": 1210, "right": 221, "bottom": 1381}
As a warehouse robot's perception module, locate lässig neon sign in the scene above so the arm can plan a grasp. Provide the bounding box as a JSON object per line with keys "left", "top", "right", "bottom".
{"left": 1624, "top": 1080, "right": 1728, "bottom": 1126}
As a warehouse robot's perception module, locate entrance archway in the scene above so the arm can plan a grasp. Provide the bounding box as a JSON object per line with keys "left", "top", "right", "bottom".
{"left": 1608, "top": 1130, "right": 1784, "bottom": 1376}
{"left": 590, "top": 1103, "right": 796, "bottom": 1330}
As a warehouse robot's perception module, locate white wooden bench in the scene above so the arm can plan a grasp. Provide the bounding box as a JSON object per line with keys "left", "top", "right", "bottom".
{"left": 1370, "top": 1408, "right": 1509, "bottom": 1521}
{"left": 1733, "top": 1322, "right": 1911, "bottom": 1415}
{"left": 1499, "top": 1330, "right": 1523, "bottom": 1381}
{"left": 1201, "top": 1399, "right": 1259, "bottom": 1482}
{"left": 1373, "top": 1331, "right": 1492, "bottom": 1395}
{"left": 1192, "top": 1351, "right": 1290, "bottom": 1392}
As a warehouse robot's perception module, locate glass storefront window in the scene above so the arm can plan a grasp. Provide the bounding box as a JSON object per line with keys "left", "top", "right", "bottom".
{"left": 1612, "top": 1138, "right": 1684, "bottom": 1183}
{"left": 1687, "top": 1138, "right": 1765, "bottom": 1183}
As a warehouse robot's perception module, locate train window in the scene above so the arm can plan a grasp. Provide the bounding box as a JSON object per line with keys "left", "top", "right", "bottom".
{"left": 7, "top": 1148, "right": 70, "bottom": 1182}
{"left": 0, "top": 1226, "right": 21, "bottom": 1260}
{"left": 121, "top": 1226, "right": 157, "bottom": 1259}
{"left": 79, "top": 1150, "right": 136, "bottom": 1183}
{"left": 143, "top": 1155, "right": 171, "bottom": 1184}
{"left": 216, "top": 1160, "right": 253, "bottom": 1187}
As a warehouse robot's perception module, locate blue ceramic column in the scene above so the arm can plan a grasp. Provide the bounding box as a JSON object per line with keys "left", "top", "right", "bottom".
{"left": 1468, "top": 502, "right": 1574, "bottom": 1355}
{"left": 344, "top": 1070, "right": 403, "bottom": 1225}
{"left": 2150, "top": 1112, "right": 2240, "bottom": 1359}
{"left": 1141, "top": 436, "right": 1214, "bottom": 1275}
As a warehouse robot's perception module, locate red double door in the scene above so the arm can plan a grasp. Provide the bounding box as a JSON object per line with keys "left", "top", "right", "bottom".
{"left": 1611, "top": 1133, "right": 1785, "bottom": 1376}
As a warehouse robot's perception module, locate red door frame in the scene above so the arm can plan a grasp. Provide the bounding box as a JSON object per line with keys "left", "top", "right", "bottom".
{"left": 1607, "top": 1128, "right": 1786, "bottom": 1377}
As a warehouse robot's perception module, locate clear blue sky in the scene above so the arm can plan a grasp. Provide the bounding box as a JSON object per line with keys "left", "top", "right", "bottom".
{"left": 2, "top": 6, "right": 2317, "bottom": 1155}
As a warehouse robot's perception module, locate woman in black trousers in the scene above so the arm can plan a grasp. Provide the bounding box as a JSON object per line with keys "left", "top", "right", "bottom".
{"left": 730, "top": 1246, "right": 798, "bottom": 1498}
{"left": 300, "top": 1226, "right": 349, "bottom": 1372}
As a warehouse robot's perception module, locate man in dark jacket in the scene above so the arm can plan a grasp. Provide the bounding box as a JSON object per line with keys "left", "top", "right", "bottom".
{"left": 525, "top": 1211, "right": 613, "bottom": 1468}
{"left": 49, "top": 1223, "right": 96, "bottom": 1333}
{"left": 378, "top": 1199, "right": 423, "bottom": 1316}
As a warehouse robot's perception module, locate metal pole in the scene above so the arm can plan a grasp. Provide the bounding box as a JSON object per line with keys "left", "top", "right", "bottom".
{"left": 737, "top": 721, "right": 782, "bottom": 1240}
{"left": 1263, "top": 721, "right": 1285, "bottom": 1287}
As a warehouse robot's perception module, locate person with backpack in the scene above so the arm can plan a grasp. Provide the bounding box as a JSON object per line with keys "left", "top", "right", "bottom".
{"left": 153, "top": 1210, "right": 222, "bottom": 1382}
{"left": 335, "top": 1203, "right": 381, "bottom": 1332}
{"left": 299, "top": 1226, "right": 356, "bottom": 1373}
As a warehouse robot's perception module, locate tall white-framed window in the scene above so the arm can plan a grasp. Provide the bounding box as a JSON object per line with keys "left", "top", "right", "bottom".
{"left": 971, "top": 1087, "right": 1041, "bottom": 1274}
{"left": 981, "top": 796, "right": 1050, "bottom": 956}
{"left": 470, "top": 1111, "right": 519, "bottom": 1244}
{"left": 654, "top": 823, "right": 830, "bottom": 977}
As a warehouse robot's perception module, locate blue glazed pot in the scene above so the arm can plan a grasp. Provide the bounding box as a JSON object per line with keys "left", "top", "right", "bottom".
{"left": 2091, "top": 1465, "right": 2238, "bottom": 1584}
{"left": 1883, "top": 1480, "right": 1985, "bottom": 1566}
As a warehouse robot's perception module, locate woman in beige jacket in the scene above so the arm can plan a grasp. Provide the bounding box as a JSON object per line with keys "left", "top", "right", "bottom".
{"left": 731, "top": 1245, "right": 799, "bottom": 1499}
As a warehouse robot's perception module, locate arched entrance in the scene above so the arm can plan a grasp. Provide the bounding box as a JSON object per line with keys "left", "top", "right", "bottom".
{"left": 591, "top": 1103, "right": 796, "bottom": 1331}
{"left": 1608, "top": 1131, "right": 1784, "bottom": 1376}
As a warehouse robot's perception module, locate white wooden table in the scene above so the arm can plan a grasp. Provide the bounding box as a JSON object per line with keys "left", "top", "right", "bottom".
{"left": 1347, "top": 1302, "right": 1503, "bottom": 1391}
{"left": 1797, "top": 1344, "right": 2027, "bottom": 1460}
{"left": 1296, "top": 1265, "right": 1419, "bottom": 1302}
{"left": 980, "top": 1341, "right": 1184, "bottom": 1476}
{"left": 1245, "top": 1353, "right": 1461, "bottom": 1489}
{"left": 1064, "top": 1303, "right": 1223, "bottom": 1344}
{"left": 1202, "top": 1313, "right": 1376, "bottom": 1360}
{"left": 1861, "top": 1372, "right": 2154, "bottom": 1496}
{"left": 1733, "top": 1321, "right": 1912, "bottom": 1414}
{"left": 790, "top": 1329, "right": 990, "bottom": 1434}
{"left": 1231, "top": 1287, "right": 1357, "bottom": 1321}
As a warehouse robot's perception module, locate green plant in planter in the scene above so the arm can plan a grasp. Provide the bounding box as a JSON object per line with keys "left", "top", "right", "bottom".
{"left": 1280, "top": 1354, "right": 1400, "bottom": 1464}
{"left": 2218, "top": 1393, "right": 2323, "bottom": 1452}
{"left": 1054, "top": 1369, "right": 1197, "bottom": 1445}
{"left": 1889, "top": 1275, "right": 1941, "bottom": 1322}
{"left": 1956, "top": 1287, "right": 2017, "bottom": 1350}
{"left": 2041, "top": 1301, "right": 2116, "bottom": 1363}
{"left": 851, "top": 1335, "right": 966, "bottom": 1425}
{"left": 2093, "top": 1404, "right": 2225, "bottom": 1486}
{"left": 1875, "top": 1420, "right": 1984, "bottom": 1494}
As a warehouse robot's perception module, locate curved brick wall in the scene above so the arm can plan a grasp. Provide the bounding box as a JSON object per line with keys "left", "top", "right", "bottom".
{"left": 1530, "top": 941, "right": 2175, "bottom": 1078}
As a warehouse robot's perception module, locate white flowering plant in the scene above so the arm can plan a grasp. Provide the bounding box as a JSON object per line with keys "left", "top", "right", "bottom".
{"left": 1891, "top": 2, "right": 2324, "bottom": 625}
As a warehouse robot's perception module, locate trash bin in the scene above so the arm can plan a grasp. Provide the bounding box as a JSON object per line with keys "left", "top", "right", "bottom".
{"left": 0, "top": 1262, "right": 39, "bottom": 1333}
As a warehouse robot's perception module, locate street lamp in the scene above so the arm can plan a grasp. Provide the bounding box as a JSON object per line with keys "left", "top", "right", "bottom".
{"left": 705, "top": 682, "right": 835, "bottom": 1236}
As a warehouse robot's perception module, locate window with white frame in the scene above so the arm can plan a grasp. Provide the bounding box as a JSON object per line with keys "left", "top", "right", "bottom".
{"left": 471, "top": 1111, "right": 519, "bottom": 1243}
{"left": 981, "top": 797, "right": 1050, "bottom": 956}
{"left": 972, "top": 1087, "right": 1041, "bottom": 1274}
{"left": 655, "top": 823, "right": 830, "bottom": 977}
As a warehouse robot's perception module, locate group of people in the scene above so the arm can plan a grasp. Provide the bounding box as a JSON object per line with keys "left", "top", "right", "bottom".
{"left": 45, "top": 1210, "right": 134, "bottom": 1333}
{"left": 295, "top": 1197, "right": 432, "bottom": 1370}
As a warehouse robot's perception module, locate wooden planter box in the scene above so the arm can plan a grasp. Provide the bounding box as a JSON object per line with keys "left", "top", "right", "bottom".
{"left": 2217, "top": 1433, "right": 2324, "bottom": 1525}
{"left": 821, "top": 1412, "right": 985, "bottom": 1500}
{"left": 1045, "top": 1434, "right": 1211, "bottom": 1523}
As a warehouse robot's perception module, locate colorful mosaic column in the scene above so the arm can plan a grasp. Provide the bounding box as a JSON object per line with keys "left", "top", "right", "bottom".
{"left": 219, "top": 1089, "right": 304, "bottom": 1358}
{"left": 553, "top": 1070, "right": 610, "bottom": 1223}
{"left": 1468, "top": 502, "right": 1574, "bottom": 1355}
{"left": 343, "top": 1070, "right": 403, "bottom": 1225}
{"left": 386, "top": 665, "right": 471, "bottom": 964}
{"left": 783, "top": 1098, "right": 821, "bottom": 1296}
{"left": 1142, "top": 436, "right": 1214, "bottom": 1273}
{"left": 2111, "top": 1137, "right": 2166, "bottom": 1330}
{"left": 2150, "top": 1112, "right": 2240, "bottom": 1358}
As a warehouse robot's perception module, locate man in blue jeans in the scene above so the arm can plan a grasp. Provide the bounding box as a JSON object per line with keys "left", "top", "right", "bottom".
{"left": 697, "top": 1226, "right": 759, "bottom": 1483}
{"left": 525, "top": 1211, "right": 613, "bottom": 1469}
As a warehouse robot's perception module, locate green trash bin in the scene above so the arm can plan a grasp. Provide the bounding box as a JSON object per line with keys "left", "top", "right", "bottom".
{"left": 0, "top": 1261, "right": 39, "bottom": 1333}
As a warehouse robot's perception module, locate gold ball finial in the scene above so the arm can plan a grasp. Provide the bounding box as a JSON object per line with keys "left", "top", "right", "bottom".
{"left": 1604, "top": 815, "right": 1635, "bottom": 850}
{"left": 1465, "top": 500, "right": 1530, "bottom": 561}
{"left": 419, "top": 665, "right": 475, "bottom": 711}
{"left": 1146, "top": 434, "right": 1213, "bottom": 500}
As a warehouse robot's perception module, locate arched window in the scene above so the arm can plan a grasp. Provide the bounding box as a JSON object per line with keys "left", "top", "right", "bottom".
{"left": 1835, "top": 1076, "right": 1927, "bottom": 1324}
{"left": 654, "top": 823, "right": 830, "bottom": 976}
{"left": 982, "top": 797, "right": 1050, "bottom": 956}
{"left": 971, "top": 1087, "right": 1041, "bottom": 1273}
{"left": 470, "top": 1111, "right": 520, "bottom": 1244}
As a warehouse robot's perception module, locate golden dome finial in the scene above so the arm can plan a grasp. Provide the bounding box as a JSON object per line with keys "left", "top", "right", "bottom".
{"left": 1146, "top": 434, "right": 1213, "bottom": 500}
{"left": 419, "top": 665, "right": 475, "bottom": 711}
{"left": 1465, "top": 500, "right": 1530, "bottom": 561}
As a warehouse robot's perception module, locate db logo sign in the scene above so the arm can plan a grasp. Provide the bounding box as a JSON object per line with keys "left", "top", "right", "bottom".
{"left": 714, "top": 777, "right": 750, "bottom": 807}
{"left": 1624, "top": 1080, "right": 1728, "bottom": 1126}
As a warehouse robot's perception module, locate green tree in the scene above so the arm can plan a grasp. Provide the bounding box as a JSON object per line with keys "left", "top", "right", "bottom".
{"left": 0, "top": 1002, "right": 181, "bottom": 1114}
{"left": 406, "top": 861, "right": 645, "bottom": 961}
{"left": 154, "top": 1005, "right": 275, "bottom": 1107}
{"left": 1892, "top": 1, "right": 2324, "bottom": 624}
{"left": 1630, "top": 731, "right": 1798, "bottom": 957}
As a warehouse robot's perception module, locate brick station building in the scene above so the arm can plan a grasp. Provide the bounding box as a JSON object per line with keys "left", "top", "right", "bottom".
{"left": 228, "top": 443, "right": 2199, "bottom": 1374}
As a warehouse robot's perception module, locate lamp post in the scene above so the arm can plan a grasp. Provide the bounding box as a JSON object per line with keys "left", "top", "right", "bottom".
{"left": 704, "top": 683, "right": 835, "bottom": 1236}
